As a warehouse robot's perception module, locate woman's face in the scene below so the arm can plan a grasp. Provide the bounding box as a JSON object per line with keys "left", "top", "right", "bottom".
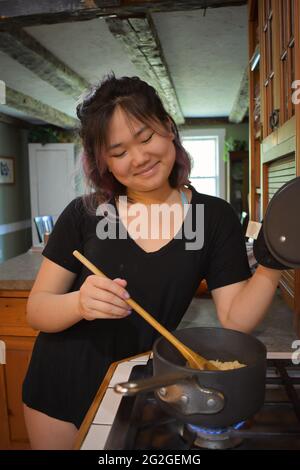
{"left": 105, "top": 106, "right": 176, "bottom": 192}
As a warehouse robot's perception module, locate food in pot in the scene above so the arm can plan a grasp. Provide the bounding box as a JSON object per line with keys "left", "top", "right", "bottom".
{"left": 185, "top": 359, "right": 246, "bottom": 370}
{"left": 208, "top": 360, "right": 246, "bottom": 370}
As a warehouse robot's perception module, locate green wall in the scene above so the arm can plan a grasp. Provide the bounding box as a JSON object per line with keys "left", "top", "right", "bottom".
{"left": 223, "top": 122, "right": 249, "bottom": 149}
{"left": 180, "top": 121, "right": 249, "bottom": 149}
{"left": 0, "top": 121, "right": 31, "bottom": 262}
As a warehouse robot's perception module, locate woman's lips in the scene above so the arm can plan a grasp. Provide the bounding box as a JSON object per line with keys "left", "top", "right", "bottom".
{"left": 135, "top": 162, "right": 159, "bottom": 177}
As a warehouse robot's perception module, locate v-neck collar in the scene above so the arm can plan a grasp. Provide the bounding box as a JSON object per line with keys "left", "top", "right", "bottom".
{"left": 112, "top": 187, "right": 195, "bottom": 257}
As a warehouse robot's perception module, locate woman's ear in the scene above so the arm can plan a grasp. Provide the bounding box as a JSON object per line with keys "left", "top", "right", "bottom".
{"left": 166, "top": 117, "right": 175, "bottom": 140}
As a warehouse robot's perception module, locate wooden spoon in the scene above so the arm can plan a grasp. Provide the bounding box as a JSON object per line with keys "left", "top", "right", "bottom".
{"left": 73, "top": 250, "right": 219, "bottom": 371}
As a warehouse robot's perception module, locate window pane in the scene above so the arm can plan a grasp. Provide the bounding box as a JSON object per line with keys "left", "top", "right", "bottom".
{"left": 191, "top": 178, "right": 216, "bottom": 197}
{"left": 182, "top": 139, "right": 217, "bottom": 177}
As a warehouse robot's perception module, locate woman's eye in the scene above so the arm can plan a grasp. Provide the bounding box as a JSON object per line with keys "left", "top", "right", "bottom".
{"left": 112, "top": 151, "right": 127, "bottom": 158}
{"left": 142, "top": 133, "right": 154, "bottom": 144}
{"left": 111, "top": 133, "right": 154, "bottom": 157}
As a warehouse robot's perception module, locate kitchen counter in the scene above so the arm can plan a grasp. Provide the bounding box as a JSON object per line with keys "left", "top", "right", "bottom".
{"left": 0, "top": 250, "right": 43, "bottom": 290}
{"left": 179, "top": 293, "right": 298, "bottom": 352}
{"left": 74, "top": 352, "right": 152, "bottom": 450}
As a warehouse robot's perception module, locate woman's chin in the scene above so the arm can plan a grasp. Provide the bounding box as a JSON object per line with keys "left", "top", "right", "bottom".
{"left": 131, "top": 178, "right": 169, "bottom": 193}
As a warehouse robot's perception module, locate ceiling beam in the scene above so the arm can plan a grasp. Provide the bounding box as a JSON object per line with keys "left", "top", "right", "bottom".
{"left": 0, "top": 111, "right": 30, "bottom": 128}
{"left": 0, "top": 1, "right": 248, "bottom": 28}
{"left": 228, "top": 66, "right": 249, "bottom": 123}
{"left": 5, "top": 86, "right": 78, "bottom": 128}
{"left": 106, "top": 15, "right": 184, "bottom": 124}
{"left": 182, "top": 117, "right": 248, "bottom": 128}
{"left": 0, "top": 27, "right": 89, "bottom": 100}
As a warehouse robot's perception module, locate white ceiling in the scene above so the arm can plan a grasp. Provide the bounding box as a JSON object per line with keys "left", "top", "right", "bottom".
{"left": 0, "top": 5, "right": 248, "bottom": 123}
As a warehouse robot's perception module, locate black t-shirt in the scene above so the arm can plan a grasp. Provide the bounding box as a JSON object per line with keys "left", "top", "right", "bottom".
{"left": 23, "top": 185, "right": 251, "bottom": 428}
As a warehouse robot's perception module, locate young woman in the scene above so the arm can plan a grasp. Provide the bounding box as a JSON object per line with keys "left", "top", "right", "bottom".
{"left": 22, "top": 74, "right": 283, "bottom": 449}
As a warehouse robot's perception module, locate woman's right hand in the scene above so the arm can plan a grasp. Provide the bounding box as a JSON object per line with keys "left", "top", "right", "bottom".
{"left": 78, "top": 275, "right": 132, "bottom": 320}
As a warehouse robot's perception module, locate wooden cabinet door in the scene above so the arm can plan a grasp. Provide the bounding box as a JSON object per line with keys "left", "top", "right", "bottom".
{"left": 0, "top": 337, "right": 34, "bottom": 449}
{"left": 0, "top": 362, "right": 10, "bottom": 449}
{"left": 0, "top": 292, "right": 36, "bottom": 449}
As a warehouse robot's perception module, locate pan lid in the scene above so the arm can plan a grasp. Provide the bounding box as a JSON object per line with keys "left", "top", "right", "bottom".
{"left": 263, "top": 176, "right": 300, "bottom": 269}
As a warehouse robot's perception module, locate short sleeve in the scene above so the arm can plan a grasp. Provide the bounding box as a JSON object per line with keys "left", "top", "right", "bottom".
{"left": 42, "top": 198, "right": 84, "bottom": 274}
{"left": 205, "top": 200, "right": 252, "bottom": 291}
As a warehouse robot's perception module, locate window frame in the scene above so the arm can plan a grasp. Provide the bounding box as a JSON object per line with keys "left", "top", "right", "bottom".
{"left": 180, "top": 128, "right": 226, "bottom": 199}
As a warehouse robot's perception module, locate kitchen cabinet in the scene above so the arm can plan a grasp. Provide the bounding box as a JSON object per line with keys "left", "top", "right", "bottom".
{"left": 248, "top": 0, "right": 298, "bottom": 219}
{"left": 228, "top": 150, "right": 249, "bottom": 221}
{"left": 248, "top": 0, "right": 262, "bottom": 222}
{"left": 248, "top": 0, "right": 300, "bottom": 335}
{"left": 0, "top": 290, "right": 36, "bottom": 449}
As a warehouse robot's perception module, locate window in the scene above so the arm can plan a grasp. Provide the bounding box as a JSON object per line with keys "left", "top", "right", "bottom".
{"left": 182, "top": 138, "right": 218, "bottom": 196}
{"left": 262, "top": 0, "right": 275, "bottom": 135}
{"left": 279, "top": 0, "right": 296, "bottom": 123}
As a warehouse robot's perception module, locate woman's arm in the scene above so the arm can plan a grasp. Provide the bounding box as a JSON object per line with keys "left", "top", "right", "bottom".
{"left": 26, "top": 257, "right": 82, "bottom": 333}
{"left": 212, "top": 265, "right": 282, "bottom": 333}
{"left": 27, "top": 257, "right": 132, "bottom": 333}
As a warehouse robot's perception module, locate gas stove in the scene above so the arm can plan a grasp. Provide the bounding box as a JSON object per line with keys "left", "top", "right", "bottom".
{"left": 102, "top": 358, "right": 300, "bottom": 450}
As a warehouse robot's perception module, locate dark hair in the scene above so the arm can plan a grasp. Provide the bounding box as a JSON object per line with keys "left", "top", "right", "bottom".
{"left": 77, "top": 72, "right": 191, "bottom": 210}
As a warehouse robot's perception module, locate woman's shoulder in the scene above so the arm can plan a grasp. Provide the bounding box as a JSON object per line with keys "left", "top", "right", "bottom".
{"left": 190, "top": 185, "right": 231, "bottom": 210}
{"left": 189, "top": 185, "right": 239, "bottom": 230}
{"left": 60, "top": 196, "right": 85, "bottom": 219}
{"left": 63, "top": 194, "right": 101, "bottom": 219}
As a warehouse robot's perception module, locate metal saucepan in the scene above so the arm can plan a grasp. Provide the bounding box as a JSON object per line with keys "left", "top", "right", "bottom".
{"left": 115, "top": 327, "right": 267, "bottom": 428}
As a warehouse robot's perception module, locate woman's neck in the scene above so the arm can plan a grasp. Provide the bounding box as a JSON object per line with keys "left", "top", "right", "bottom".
{"left": 126, "top": 184, "right": 180, "bottom": 205}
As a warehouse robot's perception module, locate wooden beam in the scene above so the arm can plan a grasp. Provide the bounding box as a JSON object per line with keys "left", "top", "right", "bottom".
{"left": 182, "top": 117, "right": 248, "bottom": 127}
{"left": 0, "top": 1, "right": 248, "bottom": 28}
{"left": 106, "top": 14, "right": 184, "bottom": 124}
{"left": 228, "top": 66, "right": 249, "bottom": 123}
{"left": 5, "top": 86, "right": 78, "bottom": 128}
{"left": 0, "top": 27, "right": 89, "bottom": 100}
{"left": 0, "top": 0, "right": 120, "bottom": 18}
{"left": 0, "top": 111, "right": 30, "bottom": 128}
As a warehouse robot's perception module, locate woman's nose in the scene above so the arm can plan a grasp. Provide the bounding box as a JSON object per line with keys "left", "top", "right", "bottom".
{"left": 131, "top": 146, "right": 150, "bottom": 166}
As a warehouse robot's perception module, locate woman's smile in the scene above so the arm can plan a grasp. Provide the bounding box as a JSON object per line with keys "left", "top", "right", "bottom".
{"left": 134, "top": 161, "right": 160, "bottom": 177}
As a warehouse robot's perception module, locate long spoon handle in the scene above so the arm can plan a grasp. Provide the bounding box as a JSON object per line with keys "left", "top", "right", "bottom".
{"left": 72, "top": 250, "right": 216, "bottom": 370}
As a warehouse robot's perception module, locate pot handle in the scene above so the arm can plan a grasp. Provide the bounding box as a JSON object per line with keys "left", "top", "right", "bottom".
{"left": 114, "top": 372, "right": 191, "bottom": 395}
{"left": 114, "top": 372, "right": 224, "bottom": 415}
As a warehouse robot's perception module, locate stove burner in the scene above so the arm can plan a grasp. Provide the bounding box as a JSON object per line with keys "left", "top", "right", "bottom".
{"left": 182, "top": 421, "right": 246, "bottom": 450}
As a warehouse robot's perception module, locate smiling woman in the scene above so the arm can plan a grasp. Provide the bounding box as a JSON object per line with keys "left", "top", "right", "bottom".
{"left": 22, "top": 73, "right": 279, "bottom": 451}
{"left": 76, "top": 73, "right": 191, "bottom": 208}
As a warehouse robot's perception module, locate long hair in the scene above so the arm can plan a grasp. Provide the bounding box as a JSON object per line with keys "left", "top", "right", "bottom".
{"left": 76, "top": 73, "right": 191, "bottom": 211}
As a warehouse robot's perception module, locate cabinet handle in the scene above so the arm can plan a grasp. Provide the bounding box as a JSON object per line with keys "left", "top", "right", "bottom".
{"left": 269, "top": 109, "right": 280, "bottom": 130}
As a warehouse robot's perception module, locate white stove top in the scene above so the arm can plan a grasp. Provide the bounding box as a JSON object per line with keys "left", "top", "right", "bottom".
{"left": 80, "top": 353, "right": 151, "bottom": 450}
{"left": 80, "top": 352, "right": 292, "bottom": 450}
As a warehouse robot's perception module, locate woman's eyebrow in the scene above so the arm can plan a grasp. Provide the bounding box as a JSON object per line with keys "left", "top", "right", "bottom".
{"left": 108, "top": 125, "right": 148, "bottom": 150}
